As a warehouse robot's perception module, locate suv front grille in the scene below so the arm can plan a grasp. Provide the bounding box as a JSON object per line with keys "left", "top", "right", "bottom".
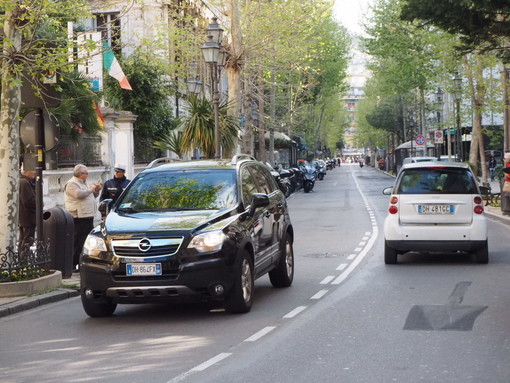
{"left": 111, "top": 237, "right": 183, "bottom": 257}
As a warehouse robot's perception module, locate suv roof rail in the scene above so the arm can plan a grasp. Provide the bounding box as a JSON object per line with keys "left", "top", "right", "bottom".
{"left": 231, "top": 154, "right": 256, "bottom": 165}
{"left": 146, "top": 157, "right": 182, "bottom": 169}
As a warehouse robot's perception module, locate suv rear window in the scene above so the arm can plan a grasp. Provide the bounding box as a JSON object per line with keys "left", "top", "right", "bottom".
{"left": 118, "top": 169, "right": 237, "bottom": 211}
{"left": 396, "top": 167, "right": 478, "bottom": 194}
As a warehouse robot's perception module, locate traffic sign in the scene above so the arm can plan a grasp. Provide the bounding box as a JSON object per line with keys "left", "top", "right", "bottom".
{"left": 415, "top": 135, "right": 426, "bottom": 146}
{"left": 434, "top": 130, "right": 444, "bottom": 144}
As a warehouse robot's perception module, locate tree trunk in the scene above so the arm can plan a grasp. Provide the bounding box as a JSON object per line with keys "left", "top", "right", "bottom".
{"left": 268, "top": 71, "right": 276, "bottom": 166}
{"left": 0, "top": 8, "right": 23, "bottom": 252}
{"left": 465, "top": 56, "right": 487, "bottom": 179}
{"left": 226, "top": 0, "right": 243, "bottom": 150}
{"left": 258, "top": 80, "right": 266, "bottom": 164}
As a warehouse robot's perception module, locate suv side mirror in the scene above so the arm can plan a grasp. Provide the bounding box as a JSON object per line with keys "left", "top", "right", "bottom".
{"left": 382, "top": 187, "right": 393, "bottom": 195}
{"left": 98, "top": 199, "right": 114, "bottom": 217}
{"left": 247, "top": 193, "right": 269, "bottom": 217}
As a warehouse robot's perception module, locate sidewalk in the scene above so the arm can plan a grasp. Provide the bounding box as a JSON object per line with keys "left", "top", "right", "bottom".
{"left": 0, "top": 273, "right": 80, "bottom": 318}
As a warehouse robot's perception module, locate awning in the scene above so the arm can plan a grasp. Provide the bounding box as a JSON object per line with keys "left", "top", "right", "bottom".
{"left": 396, "top": 140, "right": 435, "bottom": 150}
{"left": 264, "top": 131, "right": 295, "bottom": 142}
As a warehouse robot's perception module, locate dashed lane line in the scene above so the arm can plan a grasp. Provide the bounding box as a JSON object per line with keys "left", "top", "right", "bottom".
{"left": 283, "top": 306, "right": 308, "bottom": 319}
{"left": 244, "top": 326, "right": 276, "bottom": 342}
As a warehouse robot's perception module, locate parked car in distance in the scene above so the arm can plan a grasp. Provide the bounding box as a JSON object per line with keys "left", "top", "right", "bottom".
{"left": 402, "top": 156, "right": 436, "bottom": 164}
{"left": 382, "top": 162, "right": 488, "bottom": 264}
{"left": 80, "top": 155, "right": 294, "bottom": 317}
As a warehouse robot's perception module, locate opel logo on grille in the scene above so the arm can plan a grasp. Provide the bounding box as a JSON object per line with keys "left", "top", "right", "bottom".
{"left": 138, "top": 238, "right": 152, "bottom": 252}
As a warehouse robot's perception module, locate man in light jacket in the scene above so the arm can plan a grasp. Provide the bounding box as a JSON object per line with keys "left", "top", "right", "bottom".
{"left": 64, "top": 164, "right": 101, "bottom": 270}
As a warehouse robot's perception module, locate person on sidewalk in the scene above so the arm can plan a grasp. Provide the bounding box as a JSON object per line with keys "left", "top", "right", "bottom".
{"left": 99, "top": 163, "right": 130, "bottom": 204}
{"left": 488, "top": 154, "right": 497, "bottom": 182}
{"left": 64, "top": 164, "right": 101, "bottom": 270}
{"left": 501, "top": 153, "right": 510, "bottom": 216}
{"left": 18, "top": 169, "right": 37, "bottom": 253}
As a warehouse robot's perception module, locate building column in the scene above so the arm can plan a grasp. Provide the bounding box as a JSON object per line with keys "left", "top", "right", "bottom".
{"left": 100, "top": 109, "right": 137, "bottom": 179}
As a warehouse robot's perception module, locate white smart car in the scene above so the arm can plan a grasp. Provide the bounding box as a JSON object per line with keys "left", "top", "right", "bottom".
{"left": 383, "top": 162, "right": 488, "bottom": 264}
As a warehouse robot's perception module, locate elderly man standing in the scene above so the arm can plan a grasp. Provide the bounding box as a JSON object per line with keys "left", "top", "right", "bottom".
{"left": 64, "top": 164, "right": 101, "bottom": 270}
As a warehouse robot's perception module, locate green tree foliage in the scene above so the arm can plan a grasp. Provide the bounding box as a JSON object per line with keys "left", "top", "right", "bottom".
{"left": 400, "top": 0, "right": 510, "bottom": 63}
{"left": 238, "top": 0, "right": 351, "bottom": 156}
{"left": 359, "top": 0, "right": 458, "bottom": 149}
{"left": 0, "top": 0, "right": 94, "bottom": 251}
{"left": 102, "top": 48, "right": 178, "bottom": 161}
{"left": 50, "top": 71, "right": 103, "bottom": 141}
{"left": 103, "top": 48, "right": 177, "bottom": 138}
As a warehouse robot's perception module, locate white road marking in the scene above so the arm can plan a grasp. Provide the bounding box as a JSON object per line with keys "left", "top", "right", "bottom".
{"left": 347, "top": 253, "right": 357, "bottom": 260}
{"left": 244, "top": 326, "right": 276, "bottom": 342}
{"left": 190, "top": 353, "right": 232, "bottom": 371}
{"left": 320, "top": 275, "right": 336, "bottom": 284}
{"left": 283, "top": 306, "right": 307, "bottom": 319}
{"left": 336, "top": 263, "right": 348, "bottom": 271}
{"left": 311, "top": 289, "right": 329, "bottom": 299}
{"left": 330, "top": 168, "right": 380, "bottom": 285}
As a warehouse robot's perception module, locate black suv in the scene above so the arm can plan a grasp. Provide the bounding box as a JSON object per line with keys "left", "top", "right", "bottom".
{"left": 80, "top": 155, "right": 294, "bottom": 316}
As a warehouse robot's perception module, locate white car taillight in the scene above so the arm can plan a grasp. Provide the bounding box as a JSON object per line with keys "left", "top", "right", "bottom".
{"left": 388, "top": 196, "right": 398, "bottom": 214}
{"left": 473, "top": 196, "right": 484, "bottom": 214}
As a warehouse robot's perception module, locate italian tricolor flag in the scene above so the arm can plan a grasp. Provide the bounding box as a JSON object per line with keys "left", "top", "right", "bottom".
{"left": 103, "top": 43, "right": 132, "bottom": 90}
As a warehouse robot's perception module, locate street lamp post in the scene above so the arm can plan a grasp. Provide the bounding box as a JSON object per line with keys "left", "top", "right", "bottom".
{"left": 201, "top": 17, "right": 224, "bottom": 160}
{"left": 434, "top": 87, "right": 444, "bottom": 160}
{"left": 452, "top": 72, "right": 462, "bottom": 161}
{"left": 187, "top": 75, "right": 202, "bottom": 95}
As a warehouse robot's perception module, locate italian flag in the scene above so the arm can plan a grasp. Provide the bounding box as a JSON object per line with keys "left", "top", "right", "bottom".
{"left": 103, "top": 43, "right": 132, "bottom": 90}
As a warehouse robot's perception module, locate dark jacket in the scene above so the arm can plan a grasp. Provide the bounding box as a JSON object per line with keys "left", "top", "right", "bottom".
{"left": 99, "top": 176, "right": 130, "bottom": 203}
{"left": 19, "top": 174, "right": 36, "bottom": 227}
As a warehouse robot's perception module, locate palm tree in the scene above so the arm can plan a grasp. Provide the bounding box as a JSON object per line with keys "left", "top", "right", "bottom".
{"left": 153, "top": 130, "right": 188, "bottom": 158}
{"left": 179, "top": 94, "right": 239, "bottom": 159}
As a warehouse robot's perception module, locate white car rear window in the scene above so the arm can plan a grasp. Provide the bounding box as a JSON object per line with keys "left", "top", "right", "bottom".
{"left": 396, "top": 168, "right": 478, "bottom": 194}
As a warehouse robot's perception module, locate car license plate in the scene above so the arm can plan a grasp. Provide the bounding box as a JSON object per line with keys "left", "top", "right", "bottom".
{"left": 126, "top": 263, "right": 162, "bottom": 276}
{"left": 418, "top": 204, "right": 453, "bottom": 214}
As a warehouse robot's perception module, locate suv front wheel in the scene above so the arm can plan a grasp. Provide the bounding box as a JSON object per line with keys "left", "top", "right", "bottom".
{"left": 224, "top": 250, "right": 254, "bottom": 313}
{"left": 81, "top": 289, "right": 117, "bottom": 317}
{"left": 269, "top": 233, "right": 294, "bottom": 287}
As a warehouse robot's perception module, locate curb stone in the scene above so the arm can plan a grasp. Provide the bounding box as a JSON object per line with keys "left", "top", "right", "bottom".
{"left": 0, "top": 288, "right": 79, "bottom": 318}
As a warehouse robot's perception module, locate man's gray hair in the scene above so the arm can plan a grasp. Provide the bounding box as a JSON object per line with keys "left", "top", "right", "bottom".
{"left": 73, "top": 164, "right": 88, "bottom": 177}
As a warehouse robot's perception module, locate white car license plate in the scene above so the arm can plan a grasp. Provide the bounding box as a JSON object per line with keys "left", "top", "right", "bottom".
{"left": 418, "top": 204, "right": 453, "bottom": 214}
{"left": 126, "top": 263, "right": 162, "bottom": 276}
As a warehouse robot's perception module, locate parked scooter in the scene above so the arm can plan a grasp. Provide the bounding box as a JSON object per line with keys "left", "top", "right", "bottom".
{"left": 267, "top": 163, "right": 293, "bottom": 197}
{"left": 315, "top": 160, "right": 327, "bottom": 180}
{"left": 359, "top": 159, "right": 364, "bottom": 168}
{"left": 300, "top": 162, "right": 317, "bottom": 193}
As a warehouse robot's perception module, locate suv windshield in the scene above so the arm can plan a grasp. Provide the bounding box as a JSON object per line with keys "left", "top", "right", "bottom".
{"left": 117, "top": 169, "right": 237, "bottom": 212}
{"left": 396, "top": 167, "right": 478, "bottom": 194}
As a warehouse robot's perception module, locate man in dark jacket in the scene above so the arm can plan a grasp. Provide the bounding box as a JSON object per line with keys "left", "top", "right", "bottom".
{"left": 18, "top": 169, "right": 37, "bottom": 252}
{"left": 99, "top": 163, "right": 130, "bottom": 204}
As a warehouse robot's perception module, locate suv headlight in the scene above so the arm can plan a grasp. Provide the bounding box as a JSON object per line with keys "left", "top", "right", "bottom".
{"left": 83, "top": 235, "right": 107, "bottom": 257}
{"left": 188, "top": 230, "right": 226, "bottom": 253}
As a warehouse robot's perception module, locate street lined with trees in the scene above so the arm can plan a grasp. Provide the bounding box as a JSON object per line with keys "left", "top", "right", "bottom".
{"left": 357, "top": 0, "right": 510, "bottom": 178}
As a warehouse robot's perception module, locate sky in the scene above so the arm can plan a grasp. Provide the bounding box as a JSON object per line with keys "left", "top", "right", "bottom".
{"left": 332, "top": 0, "right": 371, "bottom": 35}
